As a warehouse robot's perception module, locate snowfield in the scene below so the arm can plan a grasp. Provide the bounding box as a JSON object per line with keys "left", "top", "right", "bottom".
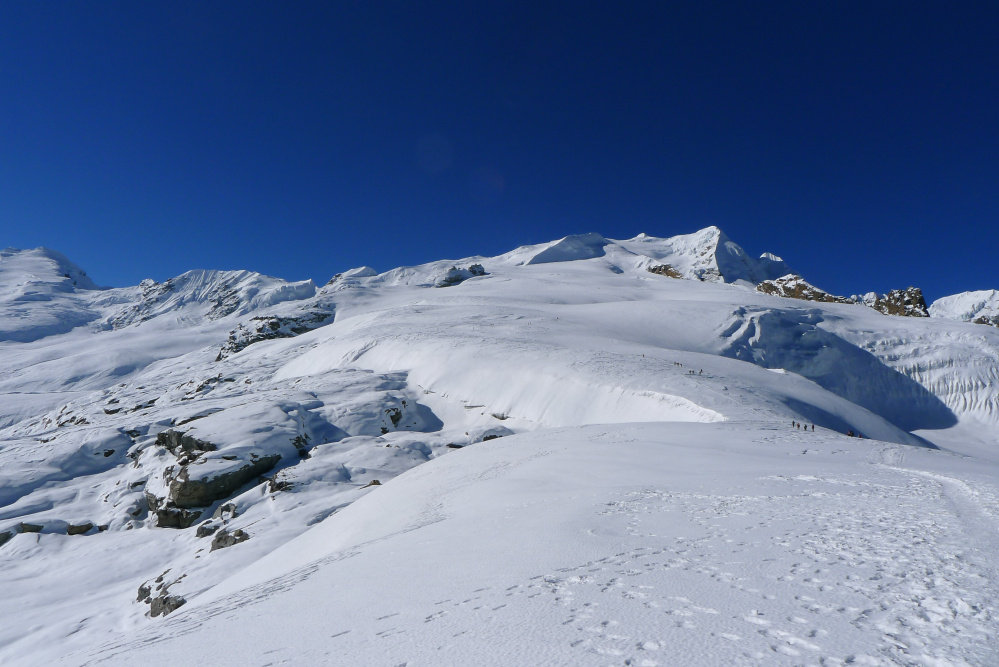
{"left": 1, "top": 230, "right": 997, "bottom": 666}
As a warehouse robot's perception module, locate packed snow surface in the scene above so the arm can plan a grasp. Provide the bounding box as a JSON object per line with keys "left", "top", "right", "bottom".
{"left": 1, "top": 229, "right": 997, "bottom": 666}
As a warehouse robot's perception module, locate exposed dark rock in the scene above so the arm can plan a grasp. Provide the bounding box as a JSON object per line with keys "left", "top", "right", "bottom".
{"left": 385, "top": 407, "right": 402, "bottom": 427}
{"left": 436, "top": 264, "right": 488, "bottom": 288}
{"left": 291, "top": 434, "right": 311, "bottom": 459}
{"left": 137, "top": 583, "right": 151, "bottom": 602}
{"left": 267, "top": 476, "right": 293, "bottom": 493}
{"left": 174, "top": 412, "right": 217, "bottom": 426}
{"left": 647, "top": 264, "right": 684, "bottom": 279}
{"left": 127, "top": 398, "right": 157, "bottom": 413}
{"left": 361, "top": 479, "right": 382, "bottom": 488}
{"left": 210, "top": 528, "right": 250, "bottom": 551}
{"left": 213, "top": 502, "right": 239, "bottom": 521}
{"left": 196, "top": 521, "right": 220, "bottom": 538}
{"left": 156, "top": 429, "right": 217, "bottom": 457}
{"left": 149, "top": 595, "right": 186, "bottom": 617}
{"left": 103, "top": 449, "right": 115, "bottom": 457}
{"left": 446, "top": 443, "right": 463, "bottom": 449}
{"left": 107, "top": 279, "right": 174, "bottom": 329}
{"left": 146, "top": 493, "right": 203, "bottom": 529}
{"left": 17, "top": 522, "right": 43, "bottom": 533}
{"left": 756, "top": 274, "right": 852, "bottom": 304}
{"left": 481, "top": 434, "right": 501, "bottom": 441}
{"left": 0, "top": 531, "right": 12, "bottom": 548}
{"left": 871, "top": 287, "right": 929, "bottom": 317}
{"left": 167, "top": 454, "right": 280, "bottom": 508}
{"left": 973, "top": 314, "right": 999, "bottom": 327}
{"left": 216, "top": 311, "right": 334, "bottom": 361}
{"left": 66, "top": 522, "right": 94, "bottom": 535}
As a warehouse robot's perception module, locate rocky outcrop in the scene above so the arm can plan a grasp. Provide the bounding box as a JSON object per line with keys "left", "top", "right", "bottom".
{"left": 216, "top": 311, "right": 334, "bottom": 360}
{"left": 17, "top": 522, "right": 43, "bottom": 533}
{"left": 156, "top": 430, "right": 217, "bottom": 457}
{"left": 66, "top": 522, "right": 94, "bottom": 535}
{"left": 137, "top": 573, "right": 187, "bottom": 617}
{"left": 756, "top": 274, "right": 852, "bottom": 304}
{"left": 436, "top": 264, "right": 487, "bottom": 288}
{"left": 146, "top": 494, "right": 203, "bottom": 529}
{"left": 973, "top": 314, "right": 999, "bottom": 328}
{"left": 106, "top": 279, "right": 174, "bottom": 329}
{"left": 167, "top": 454, "right": 281, "bottom": 509}
{"left": 195, "top": 521, "right": 220, "bottom": 538}
{"left": 150, "top": 595, "right": 186, "bottom": 617}
{"left": 210, "top": 528, "right": 250, "bottom": 551}
{"left": 647, "top": 264, "right": 683, "bottom": 279}
{"left": 0, "top": 531, "right": 12, "bottom": 548}
{"left": 868, "top": 288, "right": 929, "bottom": 317}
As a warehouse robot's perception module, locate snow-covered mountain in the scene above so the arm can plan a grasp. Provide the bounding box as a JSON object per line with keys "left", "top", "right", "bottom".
{"left": 930, "top": 289, "right": 999, "bottom": 327}
{"left": 2, "top": 229, "right": 998, "bottom": 666}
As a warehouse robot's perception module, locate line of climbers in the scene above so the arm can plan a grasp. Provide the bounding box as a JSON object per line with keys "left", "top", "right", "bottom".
{"left": 792, "top": 420, "right": 864, "bottom": 438}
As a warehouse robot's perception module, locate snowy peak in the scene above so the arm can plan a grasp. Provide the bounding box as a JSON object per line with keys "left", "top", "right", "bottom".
{"left": 614, "top": 226, "right": 792, "bottom": 285}
{"left": 102, "top": 269, "right": 316, "bottom": 329}
{"left": 526, "top": 232, "right": 609, "bottom": 264}
{"left": 0, "top": 246, "right": 99, "bottom": 292}
{"left": 0, "top": 247, "right": 102, "bottom": 342}
{"left": 930, "top": 290, "right": 999, "bottom": 327}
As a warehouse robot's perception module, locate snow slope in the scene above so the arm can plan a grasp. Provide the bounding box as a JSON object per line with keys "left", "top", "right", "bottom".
{"left": 78, "top": 422, "right": 999, "bottom": 667}
{"left": 930, "top": 290, "right": 999, "bottom": 324}
{"left": 1, "top": 229, "right": 997, "bottom": 666}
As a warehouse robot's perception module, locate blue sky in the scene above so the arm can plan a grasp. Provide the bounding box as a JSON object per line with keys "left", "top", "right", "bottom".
{"left": 1, "top": 1, "right": 996, "bottom": 301}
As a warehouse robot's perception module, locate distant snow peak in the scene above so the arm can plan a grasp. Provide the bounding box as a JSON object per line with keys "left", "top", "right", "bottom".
{"left": 0, "top": 247, "right": 102, "bottom": 341}
{"left": 0, "top": 246, "right": 99, "bottom": 291}
{"left": 930, "top": 289, "right": 999, "bottom": 327}
{"left": 106, "top": 270, "right": 316, "bottom": 329}
{"left": 526, "top": 232, "right": 608, "bottom": 265}
{"left": 617, "top": 226, "right": 792, "bottom": 285}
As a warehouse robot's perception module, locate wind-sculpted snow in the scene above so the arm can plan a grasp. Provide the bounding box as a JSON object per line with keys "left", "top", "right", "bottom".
{"left": 818, "top": 312, "right": 999, "bottom": 428}
{"left": 858, "top": 334, "right": 999, "bottom": 426}
{"left": 718, "top": 307, "right": 957, "bottom": 431}
{"left": 1, "top": 229, "right": 998, "bottom": 666}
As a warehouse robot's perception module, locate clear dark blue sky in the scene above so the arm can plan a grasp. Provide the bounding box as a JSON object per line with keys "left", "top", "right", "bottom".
{"left": 2, "top": 2, "right": 996, "bottom": 301}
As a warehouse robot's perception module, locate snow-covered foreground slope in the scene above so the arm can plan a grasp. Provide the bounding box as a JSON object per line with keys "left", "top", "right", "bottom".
{"left": 1, "top": 229, "right": 998, "bottom": 666}
{"left": 77, "top": 423, "right": 999, "bottom": 666}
